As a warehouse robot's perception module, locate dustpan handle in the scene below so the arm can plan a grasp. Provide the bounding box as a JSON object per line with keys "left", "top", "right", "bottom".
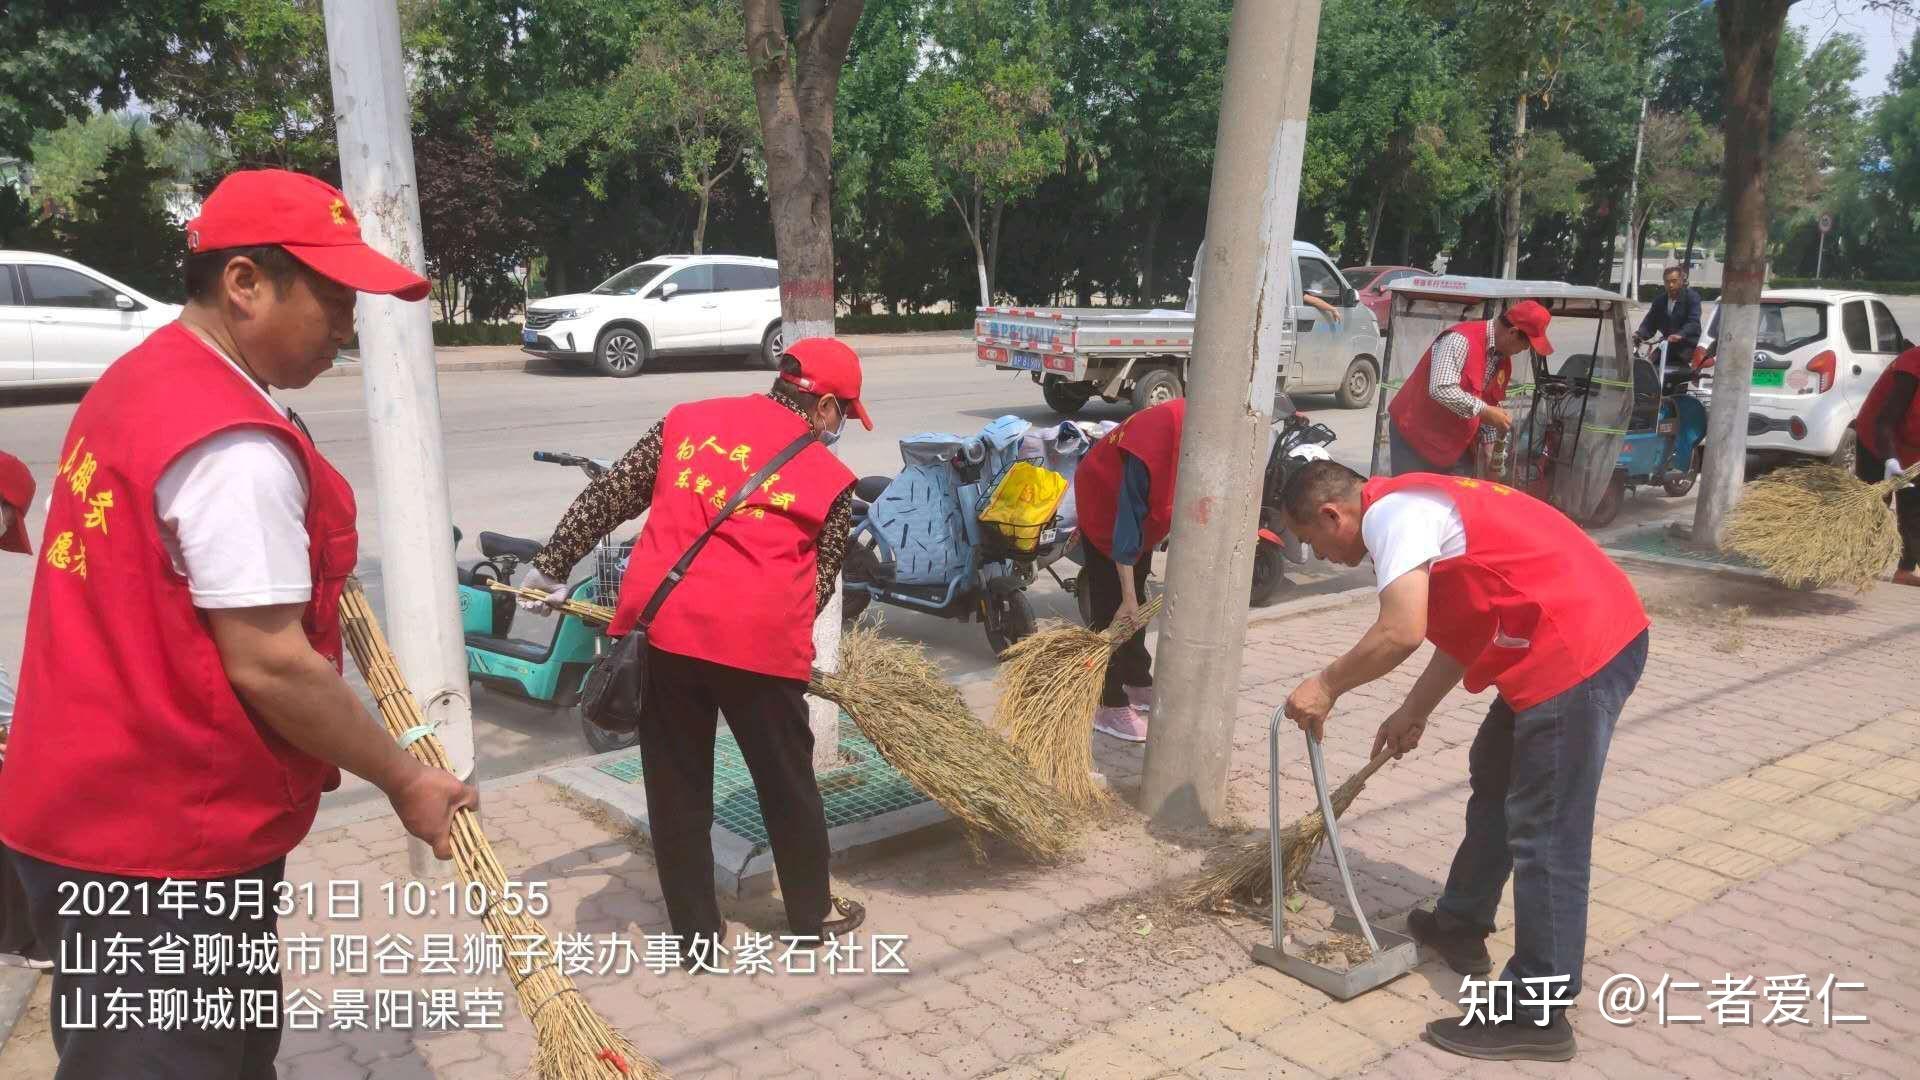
{"left": 1266, "top": 707, "right": 1287, "bottom": 953}
{"left": 1306, "top": 731, "right": 1382, "bottom": 955}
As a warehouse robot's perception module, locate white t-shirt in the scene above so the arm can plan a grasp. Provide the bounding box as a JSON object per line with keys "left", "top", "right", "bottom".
{"left": 1361, "top": 489, "right": 1467, "bottom": 592}
{"left": 153, "top": 331, "right": 314, "bottom": 609}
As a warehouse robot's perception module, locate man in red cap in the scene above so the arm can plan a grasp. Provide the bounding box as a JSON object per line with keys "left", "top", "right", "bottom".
{"left": 1279, "top": 459, "right": 1648, "bottom": 1063}
{"left": 1388, "top": 299, "right": 1553, "bottom": 476}
{"left": 523, "top": 337, "right": 870, "bottom": 965}
{"left": 0, "top": 170, "right": 475, "bottom": 1078}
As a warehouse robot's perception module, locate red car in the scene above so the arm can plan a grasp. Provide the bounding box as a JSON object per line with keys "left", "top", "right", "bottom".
{"left": 1341, "top": 265, "right": 1424, "bottom": 328}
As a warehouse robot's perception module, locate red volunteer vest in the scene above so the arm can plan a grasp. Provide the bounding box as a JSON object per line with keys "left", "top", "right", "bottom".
{"left": 1854, "top": 347, "right": 1920, "bottom": 468}
{"left": 1362, "top": 473, "right": 1648, "bottom": 711}
{"left": 0, "top": 323, "right": 354, "bottom": 878}
{"left": 1388, "top": 321, "right": 1512, "bottom": 466}
{"left": 613, "top": 394, "right": 854, "bottom": 680}
{"left": 1076, "top": 398, "right": 1184, "bottom": 558}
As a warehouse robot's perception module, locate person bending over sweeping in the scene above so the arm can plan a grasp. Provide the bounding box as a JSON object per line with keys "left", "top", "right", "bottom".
{"left": 1069, "top": 397, "right": 1184, "bottom": 742}
{"left": 521, "top": 338, "right": 871, "bottom": 967}
{"left": 1853, "top": 342, "right": 1920, "bottom": 586}
{"left": 1278, "top": 460, "right": 1649, "bottom": 1063}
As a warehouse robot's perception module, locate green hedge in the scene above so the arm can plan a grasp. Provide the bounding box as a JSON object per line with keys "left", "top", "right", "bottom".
{"left": 834, "top": 311, "right": 976, "bottom": 334}
{"left": 1768, "top": 278, "right": 1920, "bottom": 296}
{"left": 434, "top": 322, "right": 524, "bottom": 346}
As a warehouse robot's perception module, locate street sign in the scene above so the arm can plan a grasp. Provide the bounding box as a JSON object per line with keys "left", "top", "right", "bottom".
{"left": 1818, "top": 212, "right": 1834, "bottom": 235}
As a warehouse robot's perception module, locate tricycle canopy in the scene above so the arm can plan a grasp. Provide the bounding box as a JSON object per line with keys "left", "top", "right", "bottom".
{"left": 1371, "top": 276, "right": 1633, "bottom": 524}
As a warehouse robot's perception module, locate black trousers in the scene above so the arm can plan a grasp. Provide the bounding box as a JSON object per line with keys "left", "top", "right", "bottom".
{"left": 1081, "top": 544, "right": 1154, "bottom": 708}
{"left": 1855, "top": 452, "right": 1920, "bottom": 572}
{"left": 13, "top": 851, "right": 286, "bottom": 1080}
{"left": 636, "top": 646, "right": 832, "bottom": 946}
{"left": 0, "top": 842, "right": 45, "bottom": 961}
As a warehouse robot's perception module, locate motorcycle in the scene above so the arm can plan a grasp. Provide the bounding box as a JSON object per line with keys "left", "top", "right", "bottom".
{"left": 842, "top": 416, "right": 1082, "bottom": 656}
{"left": 455, "top": 450, "right": 635, "bottom": 754}
{"left": 1048, "top": 394, "right": 1338, "bottom": 622}
{"left": 1583, "top": 339, "right": 1708, "bottom": 526}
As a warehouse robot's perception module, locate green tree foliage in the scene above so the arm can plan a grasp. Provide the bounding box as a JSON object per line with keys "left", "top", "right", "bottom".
{"left": 39, "top": 135, "right": 186, "bottom": 300}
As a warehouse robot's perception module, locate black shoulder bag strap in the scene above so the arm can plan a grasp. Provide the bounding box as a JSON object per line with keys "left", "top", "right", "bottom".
{"left": 632, "top": 428, "right": 819, "bottom": 632}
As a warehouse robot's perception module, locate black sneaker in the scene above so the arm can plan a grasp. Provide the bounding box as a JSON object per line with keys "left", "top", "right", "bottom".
{"left": 1425, "top": 1011, "right": 1576, "bottom": 1062}
{"left": 1406, "top": 907, "right": 1493, "bottom": 975}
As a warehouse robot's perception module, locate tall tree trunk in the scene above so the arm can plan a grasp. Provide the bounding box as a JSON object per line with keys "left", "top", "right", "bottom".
{"left": 693, "top": 182, "right": 712, "bottom": 255}
{"left": 1502, "top": 93, "right": 1527, "bottom": 278}
{"left": 1139, "top": 190, "right": 1161, "bottom": 305}
{"left": 1401, "top": 221, "right": 1413, "bottom": 266}
{"left": 744, "top": 0, "right": 865, "bottom": 343}
{"left": 988, "top": 200, "right": 1004, "bottom": 304}
{"left": 1364, "top": 185, "right": 1388, "bottom": 265}
{"left": 1621, "top": 92, "right": 1649, "bottom": 296}
{"left": 966, "top": 189, "right": 990, "bottom": 308}
{"left": 1694, "top": 0, "right": 1790, "bottom": 547}
{"left": 1683, "top": 198, "right": 1707, "bottom": 272}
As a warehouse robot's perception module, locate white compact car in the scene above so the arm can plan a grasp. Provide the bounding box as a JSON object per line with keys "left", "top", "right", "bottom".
{"left": 0, "top": 252, "right": 184, "bottom": 388}
{"left": 1694, "top": 289, "right": 1912, "bottom": 466}
{"left": 521, "top": 254, "right": 784, "bottom": 377}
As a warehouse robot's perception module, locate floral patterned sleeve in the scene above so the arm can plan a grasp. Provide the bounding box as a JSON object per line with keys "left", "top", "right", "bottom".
{"left": 530, "top": 421, "right": 664, "bottom": 581}
{"left": 815, "top": 489, "right": 852, "bottom": 614}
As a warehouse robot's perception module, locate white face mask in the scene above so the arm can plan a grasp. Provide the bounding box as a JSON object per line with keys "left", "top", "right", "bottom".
{"left": 817, "top": 400, "right": 846, "bottom": 446}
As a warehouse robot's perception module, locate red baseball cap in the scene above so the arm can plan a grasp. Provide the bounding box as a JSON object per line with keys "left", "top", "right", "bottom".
{"left": 0, "top": 452, "right": 36, "bottom": 555}
{"left": 185, "top": 170, "right": 432, "bottom": 302}
{"left": 1504, "top": 299, "right": 1554, "bottom": 357}
{"left": 779, "top": 338, "right": 873, "bottom": 430}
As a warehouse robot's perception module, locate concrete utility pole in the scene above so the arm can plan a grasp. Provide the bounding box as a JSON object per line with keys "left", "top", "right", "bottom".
{"left": 1140, "top": 0, "right": 1321, "bottom": 827}
{"left": 323, "top": 0, "right": 477, "bottom": 868}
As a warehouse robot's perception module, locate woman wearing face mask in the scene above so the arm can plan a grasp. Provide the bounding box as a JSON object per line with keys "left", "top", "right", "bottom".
{"left": 520, "top": 337, "right": 871, "bottom": 964}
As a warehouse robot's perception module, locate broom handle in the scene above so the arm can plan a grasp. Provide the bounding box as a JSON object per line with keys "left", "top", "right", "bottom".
{"left": 486, "top": 579, "right": 615, "bottom": 625}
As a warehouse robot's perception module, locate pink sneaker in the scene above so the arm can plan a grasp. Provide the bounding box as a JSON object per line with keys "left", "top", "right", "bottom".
{"left": 1093, "top": 705, "right": 1148, "bottom": 742}
{"left": 1125, "top": 685, "right": 1154, "bottom": 714}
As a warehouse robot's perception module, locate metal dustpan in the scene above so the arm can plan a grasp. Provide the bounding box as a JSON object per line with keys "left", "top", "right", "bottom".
{"left": 1251, "top": 707, "right": 1416, "bottom": 1000}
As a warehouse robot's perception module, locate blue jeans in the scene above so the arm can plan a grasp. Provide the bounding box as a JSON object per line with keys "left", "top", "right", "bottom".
{"left": 1434, "top": 629, "right": 1649, "bottom": 1000}
{"left": 1388, "top": 418, "right": 1469, "bottom": 476}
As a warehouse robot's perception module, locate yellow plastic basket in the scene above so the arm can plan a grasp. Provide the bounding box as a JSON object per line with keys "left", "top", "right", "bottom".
{"left": 978, "top": 461, "right": 1069, "bottom": 555}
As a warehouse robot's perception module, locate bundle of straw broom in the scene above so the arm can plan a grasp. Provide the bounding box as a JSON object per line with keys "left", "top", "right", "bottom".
{"left": 339, "top": 580, "right": 661, "bottom": 1080}
{"left": 1176, "top": 749, "right": 1396, "bottom": 913}
{"left": 994, "top": 597, "right": 1165, "bottom": 810}
{"left": 1722, "top": 461, "right": 1920, "bottom": 591}
{"left": 810, "top": 622, "right": 1084, "bottom": 861}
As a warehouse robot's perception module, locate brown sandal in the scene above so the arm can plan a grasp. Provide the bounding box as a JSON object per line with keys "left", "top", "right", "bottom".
{"left": 789, "top": 895, "right": 866, "bottom": 948}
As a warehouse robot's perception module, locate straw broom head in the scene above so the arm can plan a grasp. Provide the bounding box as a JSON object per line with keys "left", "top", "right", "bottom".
{"left": 1176, "top": 750, "right": 1394, "bottom": 913}
{"left": 993, "top": 597, "right": 1165, "bottom": 811}
{"left": 811, "top": 622, "right": 1084, "bottom": 861}
{"left": 1722, "top": 462, "right": 1920, "bottom": 591}
{"left": 339, "top": 580, "right": 664, "bottom": 1080}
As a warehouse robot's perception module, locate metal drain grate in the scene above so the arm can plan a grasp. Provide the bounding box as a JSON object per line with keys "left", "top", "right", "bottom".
{"left": 593, "top": 715, "right": 931, "bottom": 847}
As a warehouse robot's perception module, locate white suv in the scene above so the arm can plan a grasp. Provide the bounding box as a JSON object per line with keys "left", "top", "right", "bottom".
{"left": 0, "top": 251, "right": 183, "bottom": 388}
{"left": 521, "top": 254, "right": 784, "bottom": 377}
{"left": 1694, "top": 289, "right": 1912, "bottom": 466}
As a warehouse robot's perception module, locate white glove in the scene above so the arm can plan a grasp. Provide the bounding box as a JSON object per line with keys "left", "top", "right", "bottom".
{"left": 1888, "top": 459, "right": 1905, "bottom": 482}
{"left": 517, "top": 568, "right": 569, "bottom": 613}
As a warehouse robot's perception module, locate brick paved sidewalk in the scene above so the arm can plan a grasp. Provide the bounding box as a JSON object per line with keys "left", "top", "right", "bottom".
{"left": 3, "top": 559, "right": 1916, "bottom": 1079}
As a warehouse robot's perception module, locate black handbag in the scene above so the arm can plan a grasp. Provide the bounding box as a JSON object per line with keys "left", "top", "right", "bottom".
{"left": 579, "top": 430, "right": 819, "bottom": 734}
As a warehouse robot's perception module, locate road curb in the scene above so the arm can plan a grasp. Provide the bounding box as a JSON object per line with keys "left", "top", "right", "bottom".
{"left": 318, "top": 339, "right": 968, "bottom": 380}
{"left": 0, "top": 966, "right": 38, "bottom": 1053}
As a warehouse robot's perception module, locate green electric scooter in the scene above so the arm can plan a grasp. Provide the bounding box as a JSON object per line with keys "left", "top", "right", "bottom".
{"left": 456, "top": 450, "right": 637, "bottom": 753}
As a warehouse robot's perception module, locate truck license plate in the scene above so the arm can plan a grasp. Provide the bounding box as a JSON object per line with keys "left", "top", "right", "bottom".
{"left": 1009, "top": 350, "right": 1042, "bottom": 371}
